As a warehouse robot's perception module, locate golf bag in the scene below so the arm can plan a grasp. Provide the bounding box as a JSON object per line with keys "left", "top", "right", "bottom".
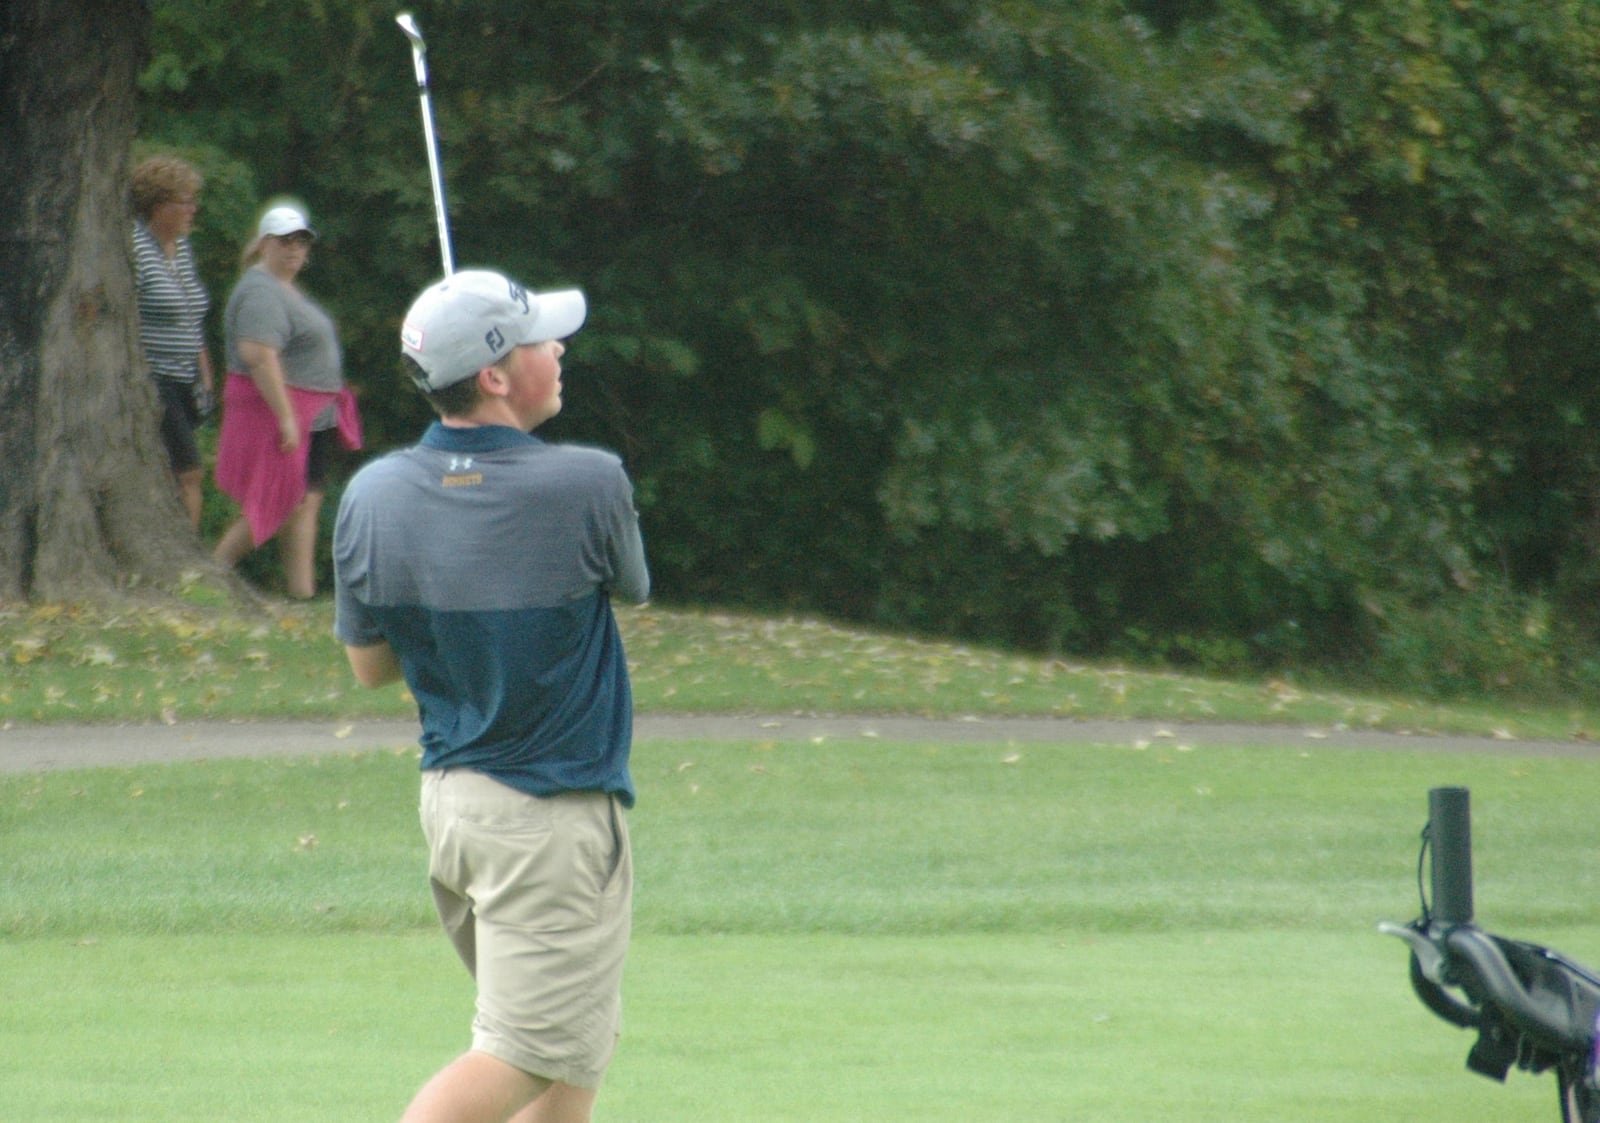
{"left": 1381, "top": 787, "right": 1600, "bottom": 1123}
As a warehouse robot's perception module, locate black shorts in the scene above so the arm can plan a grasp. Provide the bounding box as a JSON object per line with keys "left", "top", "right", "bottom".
{"left": 306, "top": 427, "right": 340, "bottom": 489}
{"left": 154, "top": 376, "right": 202, "bottom": 474}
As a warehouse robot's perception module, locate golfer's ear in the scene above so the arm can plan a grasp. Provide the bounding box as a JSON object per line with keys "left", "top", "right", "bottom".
{"left": 477, "top": 364, "right": 509, "bottom": 395}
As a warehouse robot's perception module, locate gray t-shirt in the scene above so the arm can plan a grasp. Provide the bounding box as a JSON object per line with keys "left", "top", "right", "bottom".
{"left": 224, "top": 265, "right": 343, "bottom": 393}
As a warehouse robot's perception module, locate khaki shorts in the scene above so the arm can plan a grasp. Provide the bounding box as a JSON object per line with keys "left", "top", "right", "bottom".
{"left": 420, "top": 770, "right": 633, "bottom": 1089}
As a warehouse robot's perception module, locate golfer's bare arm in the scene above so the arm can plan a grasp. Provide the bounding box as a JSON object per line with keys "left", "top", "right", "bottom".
{"left": 344, "top": 641, "right": 403, "bottom": 689}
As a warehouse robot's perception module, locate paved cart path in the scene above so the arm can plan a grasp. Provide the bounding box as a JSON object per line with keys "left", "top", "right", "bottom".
{"left": 2, "top": 714, "right": 1597, "bottom": 772}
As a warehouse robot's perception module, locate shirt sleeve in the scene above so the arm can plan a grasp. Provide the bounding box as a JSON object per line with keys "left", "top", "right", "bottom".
{"left": 605, "top": 467, "right": 651, "bottom": 605}
{"left": 331, "top": 479, "right": 389, "bottom": 647}
{"left": 232, "top": 280, "right": 292, "bottom": 350}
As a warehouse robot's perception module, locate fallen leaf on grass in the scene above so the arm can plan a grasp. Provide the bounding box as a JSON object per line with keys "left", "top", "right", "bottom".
{"left": 10, "top": 637, "right": 48, "bottom": 664}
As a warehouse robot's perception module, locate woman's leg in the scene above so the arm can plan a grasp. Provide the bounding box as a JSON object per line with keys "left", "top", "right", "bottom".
{"left": 213, "top": 516, "right": 255, "bottom": 569}
{"left": 281, "top": 488, "right": 325, "bottom": 599}
{"left": 176, "top": 466, "right": 204, "bottom": 530}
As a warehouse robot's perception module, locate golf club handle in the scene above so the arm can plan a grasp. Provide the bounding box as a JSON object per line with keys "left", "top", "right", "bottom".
{"left": 1429, "top": 786, "right": 1474, "bottom": 925}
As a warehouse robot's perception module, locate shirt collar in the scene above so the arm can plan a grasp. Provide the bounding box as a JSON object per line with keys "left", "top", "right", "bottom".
{"left": 419, "top": 421, "right": 542, "bottom": 453}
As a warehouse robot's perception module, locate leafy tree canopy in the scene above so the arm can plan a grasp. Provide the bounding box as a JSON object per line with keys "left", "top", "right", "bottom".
{"left": 136, "top": 0, "right": 1600, "bottom": 691}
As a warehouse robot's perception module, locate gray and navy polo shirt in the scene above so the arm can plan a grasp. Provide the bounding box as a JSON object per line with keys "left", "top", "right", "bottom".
{"left": 333, "top": 422, "right": 650, "bottom": 805}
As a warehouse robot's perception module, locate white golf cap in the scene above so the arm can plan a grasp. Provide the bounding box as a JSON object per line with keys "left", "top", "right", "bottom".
{"left": 400, "top": 269, "right": 587, "bottom": 390}
{"left": 257, "top": 205, "right": 317, "bottom": 239}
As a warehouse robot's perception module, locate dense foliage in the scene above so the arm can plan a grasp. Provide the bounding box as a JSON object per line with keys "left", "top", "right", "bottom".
{"left": 137, "top": 0, "right": 1600, "bottom": 694}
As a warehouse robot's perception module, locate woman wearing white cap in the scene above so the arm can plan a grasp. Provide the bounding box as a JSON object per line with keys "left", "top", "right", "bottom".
{"left": 213, "top": 203, "right": 362, "bottom": 598}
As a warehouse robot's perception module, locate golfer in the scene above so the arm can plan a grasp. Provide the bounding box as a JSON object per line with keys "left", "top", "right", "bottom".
{"left": 332, "top": 269, "right": 649, "bottom": 1123}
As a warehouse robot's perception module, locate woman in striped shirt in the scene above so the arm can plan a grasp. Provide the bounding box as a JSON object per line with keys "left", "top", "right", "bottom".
{"left": 131, "top": 154, "right": 215, "bottom": 529}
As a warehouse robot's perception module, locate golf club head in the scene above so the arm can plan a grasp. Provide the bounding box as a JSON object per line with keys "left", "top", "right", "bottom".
{"left": 396, "top": 12, "right": 425, "bottom": 50}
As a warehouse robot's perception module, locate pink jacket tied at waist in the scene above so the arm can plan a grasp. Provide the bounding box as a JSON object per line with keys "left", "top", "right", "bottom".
{"left": 214, "top": 371, "right": 363, "bottom": 546}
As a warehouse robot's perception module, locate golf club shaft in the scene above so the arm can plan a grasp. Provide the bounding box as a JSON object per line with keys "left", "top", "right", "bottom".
{"left": 397, "top": 13, "right": 454, "bottom": 276}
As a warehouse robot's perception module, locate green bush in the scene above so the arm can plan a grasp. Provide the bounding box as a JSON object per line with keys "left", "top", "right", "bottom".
{"left": 1367, "top": 584, "right": 1567, "bottom": 699}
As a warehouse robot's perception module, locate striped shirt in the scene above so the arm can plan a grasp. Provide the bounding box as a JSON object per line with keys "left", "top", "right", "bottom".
{"left": 132, "top": 221, "right": 210, "bottom": 382}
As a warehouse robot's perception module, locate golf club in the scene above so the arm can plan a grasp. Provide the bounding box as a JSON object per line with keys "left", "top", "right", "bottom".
{"left": 396, "top": 11, "right": 454, "bottom": 276}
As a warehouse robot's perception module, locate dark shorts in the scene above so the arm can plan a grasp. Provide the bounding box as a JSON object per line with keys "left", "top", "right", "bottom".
{"left": 306, "top": 427, "right": 339, "bottom": 489}
{"left": 154, "top": 376, "right": 202, "bottom": 474}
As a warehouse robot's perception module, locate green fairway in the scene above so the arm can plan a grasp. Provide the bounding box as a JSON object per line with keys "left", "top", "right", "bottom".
{"left": 1, "top": 929, "right": 1572, "bottom": 1121}
{"left": 9, "top": 738, "right": 1600, "bottom": 939}
{"left": 3, "top": 736, "right": 1596, "bottom": 1120}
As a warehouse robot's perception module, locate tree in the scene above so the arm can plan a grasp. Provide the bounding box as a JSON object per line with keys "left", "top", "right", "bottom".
{"left": 126, "top": 0, "right": 1600, "bottom": 689}
{"left": 0, "top": 0, "right": 203, "bottom": 603}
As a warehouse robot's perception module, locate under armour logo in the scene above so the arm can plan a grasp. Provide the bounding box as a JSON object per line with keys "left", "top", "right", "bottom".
{"left": 449, "top": 456, "right": 473, "bottom": 471}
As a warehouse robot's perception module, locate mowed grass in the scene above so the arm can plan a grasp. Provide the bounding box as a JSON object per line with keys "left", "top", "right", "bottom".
{"left": 7, "top": 930, "right": 1571, "bottom": 1121}
{"left": 5, "top": 599, "right": 1600, "bottom": 738}
{"left": 4, "top": 733, "right": 1598, "bottom": 1120}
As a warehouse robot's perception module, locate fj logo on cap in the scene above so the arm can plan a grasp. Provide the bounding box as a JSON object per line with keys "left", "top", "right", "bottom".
{"left": 485, "top": 326, "right": 505, "bottom": 352}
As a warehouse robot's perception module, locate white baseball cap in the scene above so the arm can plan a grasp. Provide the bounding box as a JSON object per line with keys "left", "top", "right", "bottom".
{"left": 257, "top": 205, "right": 317, "bottom": 239}
{"left": 400, "top": 269, "right": 587, "bottom": 390}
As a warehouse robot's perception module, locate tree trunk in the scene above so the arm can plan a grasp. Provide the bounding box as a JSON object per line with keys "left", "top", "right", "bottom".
{"left": 0, "top": 0, "right": 205, "bottom": 603}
